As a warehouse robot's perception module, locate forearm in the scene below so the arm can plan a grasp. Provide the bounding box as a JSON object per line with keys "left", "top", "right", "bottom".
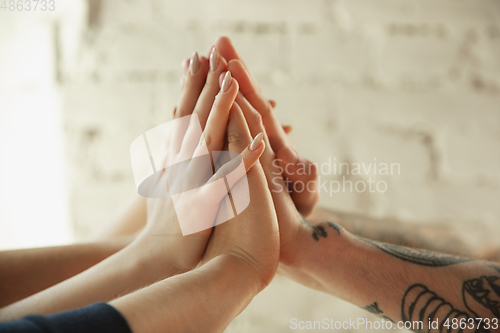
{"left": 0, "top": 238, "right": 131, "bottom": 308}
{"left": 314, "top": 207, "right": 477, "bottom": 258}
{"left": 281, "top": 221, "right": 500, "bottom": 332}
{"left": 0, "top": 240, "right": 182, "bottom": 321}
{"left": 111, "top": 254, "right": 260, "bottom": 333}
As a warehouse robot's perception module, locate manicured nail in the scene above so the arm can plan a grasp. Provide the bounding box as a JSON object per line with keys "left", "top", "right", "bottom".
{"left": 250, "top": 132, "right": 263, "bottom": 151}
{"left": 221, "top": 71, "right": 232, "bottom": 92}
{"left": 190, "top": 52, "right": 199, "bottom": 74}
{"left": 210, "top": 47, "right": 219, "bottom": 72}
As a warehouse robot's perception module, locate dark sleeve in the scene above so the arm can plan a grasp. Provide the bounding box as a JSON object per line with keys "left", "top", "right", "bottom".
{"left": 0, "top": 303, "right": 133, "bottom": 333}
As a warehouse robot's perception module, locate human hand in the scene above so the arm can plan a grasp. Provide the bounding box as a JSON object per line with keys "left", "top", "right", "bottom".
{"left": 215, "top": 36, "right": 319, "bottom": 217}
{"left": 129, "top": 51, "right": 261, "bottom": 277}
{"left": 231, "top": 92, "right": 315, "bottom": 269}
{"left": 201, "top": 102, "right": 280, "bottom": 291}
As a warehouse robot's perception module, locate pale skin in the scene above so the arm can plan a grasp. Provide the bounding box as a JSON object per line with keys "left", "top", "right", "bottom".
{"left": 113, "top": 102, "right": 280, "bottom": 333}
{"left": 110, "top": 39, "right": 500, "bottom": 332}
{"left": 0, "top": 51, "right": 266, "bottom": 320}
{"left": 1, "top": 37, "right": 498, "bottom": 333}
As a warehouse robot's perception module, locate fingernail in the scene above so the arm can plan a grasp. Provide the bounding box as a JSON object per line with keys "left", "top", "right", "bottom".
{"left": 210, "top": 47, "right": 219, "bottom": 72}
{"left": 190, "top": 52, "right": 199, "bottom": 74}
{"left": 250, "top": 132, "right": 263, "bottom": 151}
{"left": 221, "top": 71, "right": 232, "bottom": 92}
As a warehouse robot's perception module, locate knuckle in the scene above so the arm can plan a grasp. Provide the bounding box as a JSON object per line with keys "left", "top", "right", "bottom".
{"left": 202, "top": 132, "right": 212, "bottom": 148}
{"left": 260, "top": 104, "right": 272, "bottom": 117}
{"left": 251, "top": 110, "right": 263, "bottom": 127}
{"left": 227, "top": 130, "right": 243, "bottom": 145}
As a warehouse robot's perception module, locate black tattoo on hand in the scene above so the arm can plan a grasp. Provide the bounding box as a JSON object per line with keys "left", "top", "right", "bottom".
{"left": 463, "top": 276, "right": 500, "bottom": 319}
{"left": 486, "top": 264, "right": 500, "bottom": 274}
{"left": 364, "top": 302, "right": 394, "bottom": 322}
{"left": 360, "top": 238, "right": 473, "bottom": 267}
{"left": 301, "top": 218, "right": 343, "bottom": 241}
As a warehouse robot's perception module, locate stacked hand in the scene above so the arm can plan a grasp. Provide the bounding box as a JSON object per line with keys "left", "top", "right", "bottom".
{"left": 140, "top": 37, "right": 321, "bottom": 287}
{"left": 0, "top": 37, "right": 320, "bottom": 331}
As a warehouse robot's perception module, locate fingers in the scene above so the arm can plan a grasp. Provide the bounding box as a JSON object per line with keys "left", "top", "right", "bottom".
{"left": 235, "top": 93, "right": 288, "bottom": 193}
{"left": 276, "top": 146, "right": 319, "bottom": 217}
{"left": 192, "top": 47, "right": 229, "bottom": 129}
{"left": 237, "top": 92, "right": 319, "bottom": 216}
{"left": 226, "top": 101, "right": 254, "bottom": 153}
{"left": 192, "top": 72, "right": 239, "bottom": 157}
{"left": 282, "top": 125, "right": 292, "bottom": 134}
{"left": 210, "top": 132, "right": 265, "bottom": 189}
{"left": 204, "top": 104, "right": 263, "bottom": 204}
{"left": 215, "top": 36, "right": 291, "bottom": 152}
{"left": 215, "top": 36, "right": 244, "bottom": 65}
{"left": 175, "top": 52, "right": 209, "bottom": 119}
{"left": 227, "top": 59, "right": 291, "bottom": 152}
{"left": 181, "top": 58, "right": 190, "bottom": 75}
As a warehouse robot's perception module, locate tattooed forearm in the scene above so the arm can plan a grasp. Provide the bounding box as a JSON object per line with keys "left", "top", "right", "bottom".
{"left": 359, "top": 237, "right": 474, "bottom": 267}
{"left": 463, "top": 276, "right": 500, "bottom": 319}
{"left": 402, "top": 284, "right": 475, "bottom": 332}
{"left": 486, "top": 264, "right": 500, "bottom": 274}
{"left": 402, "top": 276, "right": 500, "bottom": 332}
{"left": 316, "top": 208, "right": 474, "bottom": 257}
{"left": 301, "top": 218, "right": 343, "bottom": 241}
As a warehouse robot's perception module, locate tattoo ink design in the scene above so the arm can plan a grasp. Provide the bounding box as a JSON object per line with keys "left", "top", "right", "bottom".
{"left": 463, "top": 276, "right": 500, "bottom": 319}
{"left": 364, "top": 302, "right": 394, "bottom": 322}
{"left": 327, "top": 221, "right": 342, "bottom": 235}
{"left": 312, "top": 225, "right": 327, "bottom": 241}
{"left": 402, "top": 284, "right": 489, "bottom": 332}
{"left": 301, "top": 219, "right": 343, "bottom": 241}
{"left": 365, "top": 302, "right": 383, "bottom": 314}
{"left": 486, "top": 264, "right": 500, "bottom": 275}
{"left": 360, "top": 238, "right": 473, "bottom": 267}
{"left": 401, "top": 281, "right": 489, "bottom": 333}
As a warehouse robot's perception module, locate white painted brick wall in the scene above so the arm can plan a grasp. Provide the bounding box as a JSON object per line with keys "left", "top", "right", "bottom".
{"left": 58, "top": 2, "right": 499, "bottom": 330}
{"left": 1, "top": 0, "right": 498, "bottom": 331}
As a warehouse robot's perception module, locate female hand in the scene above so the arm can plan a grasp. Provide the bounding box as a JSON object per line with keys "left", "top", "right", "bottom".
{"left": 201, "top": 101, "right": 280, "bottom": 291}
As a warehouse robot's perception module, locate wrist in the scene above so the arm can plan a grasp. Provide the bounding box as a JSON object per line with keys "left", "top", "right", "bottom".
{"left": 119, "top": 240, "right": 187, "bottom": 285}
{"left": 278, "top": 220, "right": 353, "bottom": 294}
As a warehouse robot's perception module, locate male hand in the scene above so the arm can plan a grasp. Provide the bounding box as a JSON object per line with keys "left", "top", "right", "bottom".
{"left": 215, "top": 36, "right": 319, "bottom": 217}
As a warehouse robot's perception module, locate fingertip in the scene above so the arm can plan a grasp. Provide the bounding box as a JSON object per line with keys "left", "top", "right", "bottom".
{"left": 282, "top": 125, "right": 292, "bottom": 134}
{"left": 249, "top": 132, "right": 264, "bottom": 152}
{"left": 242, "top": 138, "right": 265, "bottom": 172}
{"left": 220, "top": 71, "right": 239, "bottom": 95}
{"left": 182, "top": 58, "right": 190, "bottom": 73}
{"left": 216, "top": 36, "right": 232, "bottom": 45}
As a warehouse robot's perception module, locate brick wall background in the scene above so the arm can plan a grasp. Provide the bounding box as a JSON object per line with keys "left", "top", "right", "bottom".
{"left": 1, "top": 0, "right": 499, "bottom": 331}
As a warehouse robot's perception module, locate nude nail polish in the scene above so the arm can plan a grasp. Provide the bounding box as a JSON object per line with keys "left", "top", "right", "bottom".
{"left": 210, "top": 47, "right": 219, "bottom": 72}
{"left": 221, "top": 71, "right": 232, "bottom": 92}
{"left": 250, "top": 132, "right": 263, "bottom": 151}
{"left": 190, "top": 52, "right": 199, "bottom": 74}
